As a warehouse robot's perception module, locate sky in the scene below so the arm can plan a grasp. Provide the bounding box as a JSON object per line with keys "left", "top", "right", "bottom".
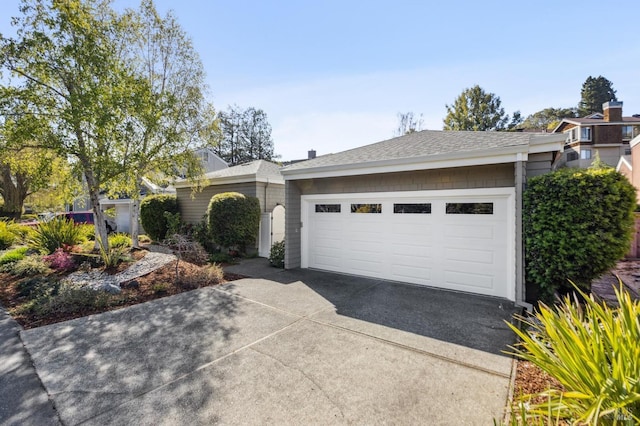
{"left": 1, "top": 0, "right": 639, "bottom": 161}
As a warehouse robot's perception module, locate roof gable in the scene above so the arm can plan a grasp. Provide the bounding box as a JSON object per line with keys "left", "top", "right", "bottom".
{"left": 174, "top": 160, "right": 283, "bottom": 188}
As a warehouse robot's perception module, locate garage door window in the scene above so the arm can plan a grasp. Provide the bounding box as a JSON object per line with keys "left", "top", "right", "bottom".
{"left": 351, "top": 204, "right": 382, "bottom": 213}
{"left": 315, "top": 204, "right": 341, "bottom": 213}
{"left": 446, "top": 202, "right": 493, "bottom": 214}
{"left": 393, "top": 203, "right": 431, "bottom": 214}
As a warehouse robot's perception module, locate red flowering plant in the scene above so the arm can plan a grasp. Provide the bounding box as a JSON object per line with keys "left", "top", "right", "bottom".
{"left": 43, "top": 248, "right": 77, "bottom": 272}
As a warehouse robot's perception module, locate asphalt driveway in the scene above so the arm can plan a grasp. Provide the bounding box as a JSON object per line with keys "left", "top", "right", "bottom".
{"left": 19, "top": 259, "right": 519, "bottom": 425}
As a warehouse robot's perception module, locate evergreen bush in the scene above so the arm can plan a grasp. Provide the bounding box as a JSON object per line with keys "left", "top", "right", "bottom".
{"left": 140, "top": 195, "right": 179, "bottom": 241}
{"left": 207, "top": 192, "right": 260, "bottom": 251}
{"left": 523, "top": 165, "right": 636, "bottom": 301}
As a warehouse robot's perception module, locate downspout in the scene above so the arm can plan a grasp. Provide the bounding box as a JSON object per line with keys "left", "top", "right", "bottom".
{"left": 514, "top": 156, "right": 531, "bottom": 310}
{"left": 264, "top": 178, "right": 269, "bottom": 212}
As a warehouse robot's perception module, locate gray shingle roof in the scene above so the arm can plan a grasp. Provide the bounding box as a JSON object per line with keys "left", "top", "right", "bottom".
{"left": 202, "top": 159, "right": 282, "bottom": 181}
{"left": 282, "top": 130, "right": 534, "bottom": 172}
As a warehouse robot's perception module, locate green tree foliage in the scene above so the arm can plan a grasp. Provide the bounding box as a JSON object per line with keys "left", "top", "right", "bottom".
{"left": 216, "top": 106, "right": 275, "bottom": 166}
{"left": 443, "top": 85, "right": 522, "bottom": 131}
{"left": 578, "top": 75, "right": 617, "bottom": 116}
{"left": 523, "top": 165, "right": 636, "bottom": 301}
{"left": 0, "top": 0, "right": 140, "bottom": 249}
{"left": 139, "top": 194, "right": 179, "bottom": 241}
{"left": 207, "top": 192, "right": 260, "bottom": 250}
{"left": 518, "top": 107, "right": 578, "bottom": 131}
{"left": 394, "top": 112, "right": 424, "bottom": 136}
{"left": 106, "top": 0, "right": 216, "bottom": 248}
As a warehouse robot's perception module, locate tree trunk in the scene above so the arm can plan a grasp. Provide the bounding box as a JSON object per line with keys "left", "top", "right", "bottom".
{"left": 130, "top": 198, "right": 140, "bottom": 249}
{"left": 84, "top": 170, "right": 109, "bottom": 252}
{"left": 0, "top": 164, "right": 29, "bottom": 219}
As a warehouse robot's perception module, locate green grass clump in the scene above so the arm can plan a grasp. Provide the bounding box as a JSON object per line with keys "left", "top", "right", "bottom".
{"left": 30, "top": 217, "right": 86, "bottom": 254}
{"left": 108, "top": 233, "right": 132, "bottom": 249}
{"left": 0, "top": 247, "right": 29, "bottom": 266}
{"left": 0, "top": 221, "right": 16, "bottom": 249}
{"left": 507, "top": 283, "right": 640, "bottom": 424}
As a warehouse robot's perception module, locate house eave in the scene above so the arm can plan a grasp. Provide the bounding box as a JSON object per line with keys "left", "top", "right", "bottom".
{"left": 173, "top": 174, "right": 284, "bottom": 188}
{"left": 283, "top": 135, "right": 564, "bottom": 181}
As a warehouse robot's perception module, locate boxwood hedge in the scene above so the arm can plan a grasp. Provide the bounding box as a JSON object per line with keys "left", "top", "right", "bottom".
{"left": 523, "top": 165, "right": 636, "bottom": 301}
{"left": 140, "top": 195, "right": 179, "bottom": 241}
{"left": 207, "top": 192, "right": 260, "bottom": 251}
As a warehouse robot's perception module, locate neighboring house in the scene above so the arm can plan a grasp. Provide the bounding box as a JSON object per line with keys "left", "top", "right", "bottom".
{"left": 100, "top": 148, "right": 228, "bottom": 234}
{"left": 281, "top": 130, "right": 565, "bottom": 305}
{"left": 174, "top": 159, "right": 285, "bottom": 256}
{"left": 553, "top": 101, "right": 640, "bottom": 168}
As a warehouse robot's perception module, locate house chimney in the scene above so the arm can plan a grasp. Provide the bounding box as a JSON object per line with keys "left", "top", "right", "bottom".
{"left": 308, "top": 149, "right": 316, "bottom": 159}
{"left": 603, "top": 101, "right": 623, "bottom": 122}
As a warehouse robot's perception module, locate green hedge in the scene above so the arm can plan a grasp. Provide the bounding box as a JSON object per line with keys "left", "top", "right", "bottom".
{"left": 207, "top": 192, "right": 260, "bottom": 251}
{"left": 523, "top": 166, "right": 636, "bottom": 301}
{"left": 140, "top": 195, "right": 179, "bottom": 241}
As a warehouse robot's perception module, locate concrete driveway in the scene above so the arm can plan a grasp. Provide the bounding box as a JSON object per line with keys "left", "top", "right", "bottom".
{"left": 20, "top": 260, "right": 519, "bottom": 425}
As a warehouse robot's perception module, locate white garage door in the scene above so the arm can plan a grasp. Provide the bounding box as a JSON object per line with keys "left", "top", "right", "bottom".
{"left": 301, "top": 189, "right": 515, "bottom": 300}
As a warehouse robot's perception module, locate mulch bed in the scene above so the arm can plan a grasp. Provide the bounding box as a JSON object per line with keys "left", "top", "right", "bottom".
{"left": 0, "top": 254, "right": 246, "bottom": 329}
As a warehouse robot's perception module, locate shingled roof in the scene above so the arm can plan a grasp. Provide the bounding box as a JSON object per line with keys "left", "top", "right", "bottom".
{"left": 174, "top": 159, "right": 283, "bottom": 188}
{"left": 282, "top": 130, "right": 561, "bottom": 176}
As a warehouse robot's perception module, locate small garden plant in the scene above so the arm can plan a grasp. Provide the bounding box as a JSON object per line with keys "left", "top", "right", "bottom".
{"left": 506, "top": 284, "right": 640, "bottom": 424}
{"left": 269, "top": 240, "right": 285, "bottom": 268}
{"left": 30, "top": 217, "right": 86, "bottom": 254}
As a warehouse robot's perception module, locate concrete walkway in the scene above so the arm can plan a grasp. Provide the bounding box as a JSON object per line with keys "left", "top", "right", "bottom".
{"left": 0, "top": 309, "right": 60, "bottom": 426}
{"left": 14, "top": 258, "right": 518, "bottom": 425}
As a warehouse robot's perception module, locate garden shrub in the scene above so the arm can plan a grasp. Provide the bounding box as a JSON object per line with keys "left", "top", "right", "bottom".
{"left": 30, "top": 217, "right": 86, "bottom": 254}
{"left": 77, "top": 224, "right": 96, "bottom": 241}
{"left": 9, "top": 255, "right": 51, "bottom": 277}
{"left": 0, "top": 221, "right": 16, "bottom": 249}
{"left": 269, "top": 240, "right": 285, "bottom": 268}
{"left": 523, "top": 166, "right": 636, "bottom": 301}
{"left": 36, "top": 282, "right": 109, "bottom": 315}
{"left": 43, "top": 248, "right": 77, "bottom": 272}
{"left": 0, "top": 246, "right": 29, "bottom": 266}
{"left": 207, "top": 192, "right": 260, "bottom": 251}
{"left": 140, "top": 194, "right": 179, "bottom": 241}
{"left": 108, "top": 233, "right": 132, "bottom": 249}
{"left": 507, "top": 283, "right": 640, "bottom": 424}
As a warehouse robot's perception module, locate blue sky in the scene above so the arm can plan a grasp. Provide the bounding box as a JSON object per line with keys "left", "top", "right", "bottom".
{"left": 2, "top": 0, "right": 639, "bottom": 160}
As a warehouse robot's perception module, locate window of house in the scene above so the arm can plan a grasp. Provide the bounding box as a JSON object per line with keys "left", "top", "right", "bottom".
{"left": 393, "top": 203, "right": 431, "bottom": 214}
{"left": 580, "top": 127, "right": 591, "bottom": 141}
{"left": 445, "top": 203, "right": 493, "bottom": 215}
{"left": 568, "top": 129, "right": 576, "bottom": 142}
{"left": 315, "top": 204, "right": 341, "bottom": 213}
{"left": 622, "top": 125, "right": 634, "bottom": 140}
{"left": 566, "top": 151, "right": 579, "bottom": 162}
{"left": 351, "top": 204, "right": 382, "bottom": 213}
{"left": 580, "top": 149, "right": 592, "bottom": 160}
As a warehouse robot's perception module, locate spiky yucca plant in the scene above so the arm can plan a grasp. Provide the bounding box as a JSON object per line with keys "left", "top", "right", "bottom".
{"left": 507, "top": 284, "right": 640, "bottom": 425}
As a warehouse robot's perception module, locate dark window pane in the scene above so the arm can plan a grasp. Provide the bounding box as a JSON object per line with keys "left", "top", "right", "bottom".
{"left": 446, "top": 202, "right": 493, "bottom": 215}
{"left": 315, "top": 204, "right": 341, "bottom": 213}
{"left": 350, "top": 204, "right": 382, "bottom": 213}
{"left": 393, "top": 203, "right": 431, "bottom": 214}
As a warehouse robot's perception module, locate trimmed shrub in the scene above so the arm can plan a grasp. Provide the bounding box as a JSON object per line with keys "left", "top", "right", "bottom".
{"left": 507, "top": 284, "right": 640, "bottom": 423}
{"left": 0, "top": 221, "right": 16, "bottom": 249}
{"left": 269, "top": 240, "right": 285, "bottom": 268}
{"left": 207, "top": 192, "right": 260, "bottom": 251}
{"left": 0, "top": 246, "right": 29, "bottom": 266}
{"left": 524, "top": 166, "right": 636, "bottom": 301}
{"left": 140, "top": 195, "right": 179, "bottom": 241}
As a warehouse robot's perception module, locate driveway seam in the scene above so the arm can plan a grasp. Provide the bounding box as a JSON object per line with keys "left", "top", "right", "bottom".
{"left": 75, "top": 316, "right": 308, "bottom": 425}
{"left": 304, "top": 317, "right": 511, "bottom": 379}
{"left": 214, "top": 283, "right": 510, "bottom": 379}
